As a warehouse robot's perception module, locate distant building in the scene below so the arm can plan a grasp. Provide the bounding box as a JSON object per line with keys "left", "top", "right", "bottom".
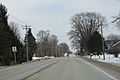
{"left": 109, "top": 41, "right": 120, "bottom": 57}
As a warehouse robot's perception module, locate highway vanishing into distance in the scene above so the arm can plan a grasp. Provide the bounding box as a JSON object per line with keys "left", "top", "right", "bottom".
{"left": 0, "top": 57, "right": 119, "bottom": 80}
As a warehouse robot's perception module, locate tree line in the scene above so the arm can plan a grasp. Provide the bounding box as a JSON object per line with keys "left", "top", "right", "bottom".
{"left": 0, "top": 3, "right": 37, "bottom": 65}
{"left": 36, "top": 30, "right": 70, "bottom": 57}
{"left": 0, "top": 4, "right": 24, "bottom": 65}
{"left": 68, "top": 11, "right": 120, "bottom": 59}
{"left": 0, "top": 3, "right": 70, "bottom": 66}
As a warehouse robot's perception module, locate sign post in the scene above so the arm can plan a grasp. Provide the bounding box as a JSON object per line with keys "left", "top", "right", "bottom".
{"left": 12, "top": 46, "right": 17, "bottom": 64}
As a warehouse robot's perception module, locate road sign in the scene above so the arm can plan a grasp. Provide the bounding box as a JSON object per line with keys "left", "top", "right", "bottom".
{"left": 12, "top": 46, "right": 17, "bottom": 52}
{"left": 12, "top": 46, "right": 17, "bottom": 64}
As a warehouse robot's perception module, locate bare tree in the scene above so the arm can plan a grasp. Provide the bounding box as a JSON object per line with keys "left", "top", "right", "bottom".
{"left": 36, "top": 30, "right": 50, "bottom": 57}
{"left": 69, "top": 12, "right": 106, "bottom": 55}
{"left": 56, "top": 45, "right": 64, "bottom": 57}
{"left": 36, "top": 30, "right": 59, "bottom": 57}
{"left": 9, "top": 22, "right": 20, "bottom": 40}
{"left": 36, "top": 30, "right": 50, "bottom": 41}
{"left": 112, "top": 13, "right": 120, "bottom": 27}
{"left": 68, "top": 29, "right": 81, "bottom": 49}
{"left": 48, "top": 35, "right": 58, "bottom": 57}
{"left": 58, "top": 43, "right": 69, "bottom": 56}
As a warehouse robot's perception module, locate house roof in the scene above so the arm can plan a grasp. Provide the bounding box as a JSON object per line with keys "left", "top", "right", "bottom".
{"left": 112, "top": 41, "right": 120, "bottom": 47}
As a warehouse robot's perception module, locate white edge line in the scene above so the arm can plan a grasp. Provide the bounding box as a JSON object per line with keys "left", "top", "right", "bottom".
{"left": 77, "top": 58, "right": 119, "bottom": 80}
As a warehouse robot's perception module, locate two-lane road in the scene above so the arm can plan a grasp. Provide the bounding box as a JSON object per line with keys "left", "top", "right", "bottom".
{"left": 0, "top": 57, "right": 119, "bottom": 80}
{"left": 26, "top": 57, "right": 119, "bottom": 80}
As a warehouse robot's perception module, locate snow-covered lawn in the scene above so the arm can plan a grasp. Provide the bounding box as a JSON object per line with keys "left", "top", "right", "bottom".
{"left": 86, "top": 54, "right": 120, "bottom": 67}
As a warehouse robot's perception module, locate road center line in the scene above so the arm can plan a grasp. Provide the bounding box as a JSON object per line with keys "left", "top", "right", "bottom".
{"left": 77, "top": 58, "right": 119, "bottom": 80}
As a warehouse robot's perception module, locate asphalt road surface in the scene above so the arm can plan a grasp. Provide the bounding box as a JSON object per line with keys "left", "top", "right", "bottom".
{"left": 0, "top": 57, "right": 119, "bottom": 80}
{"left": 26, "top": 57, "right": 119, "bottom": 80}
{"left": 0, "top": 59, "right": 58, "bottom": 80}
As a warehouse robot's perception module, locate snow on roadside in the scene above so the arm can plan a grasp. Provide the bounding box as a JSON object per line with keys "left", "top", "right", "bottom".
{"left": 85, "top": 54, "right": 120, "bottom": 67}
{"left": 98, "top": 54, "right": 120, "bottom": 67}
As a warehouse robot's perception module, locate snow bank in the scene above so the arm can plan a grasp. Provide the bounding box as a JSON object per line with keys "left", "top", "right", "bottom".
{"left": 86, "top": 54, "right": 120, "bottom": 67}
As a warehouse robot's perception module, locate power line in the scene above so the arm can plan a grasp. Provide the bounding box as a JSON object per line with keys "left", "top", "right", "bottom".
{"left": 9, "top": 13, "right": 28, "bottom": 25}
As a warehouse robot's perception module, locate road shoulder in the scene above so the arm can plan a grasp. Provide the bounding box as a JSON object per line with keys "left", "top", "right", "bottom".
{"left": 77, "top": 56, "right": 120, "bottom": 80}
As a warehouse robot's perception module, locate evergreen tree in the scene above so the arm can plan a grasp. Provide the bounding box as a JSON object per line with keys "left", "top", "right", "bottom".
{"left": 0, "top": 3, "right": 12, "bottom": 65}
{"left": 9, "top": 22, "right": 25, "bottom": 64}
{"left": 87, "top": 31, "right": 105, "bottom": 54}
{"left": 24, "top": 28, "right": 37, "bottom": 61}
{"left": 0, "top": 4, "right": 24, "bottom": 65}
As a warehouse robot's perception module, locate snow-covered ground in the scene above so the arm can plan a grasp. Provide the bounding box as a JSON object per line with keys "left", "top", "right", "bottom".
{"left": 86, "top": 54, "right": 120, "bottom": 67}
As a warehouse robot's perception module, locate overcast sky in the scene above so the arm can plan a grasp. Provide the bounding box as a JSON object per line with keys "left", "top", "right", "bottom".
{"left": 1, "top": 0, "right": 120, "bottom": 49}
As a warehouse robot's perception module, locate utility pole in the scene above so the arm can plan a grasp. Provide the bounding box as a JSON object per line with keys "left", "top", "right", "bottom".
{"left": 41, "top": 34, "right": 43, "bottom": 57}
{"left": 100, "top": 22, "right": 105, "bottom": 60}
{"left": 51, "top": 37, "right": 53, "bottom": 57}
{"left": 55, "top": 46, "right": 57, "bottom": 57}
{"left": 22, "top": 24, "right": 31, "bottom": 62}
